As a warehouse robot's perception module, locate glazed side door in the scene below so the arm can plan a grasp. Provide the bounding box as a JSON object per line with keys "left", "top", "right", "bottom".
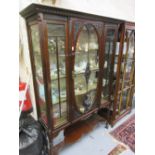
{"left": 116, "top": 24, "right": 135, "bottom": 116}
{"left": 101, "top": 24, "right": 118, "bottom": 104}
{"left": 69, "top": 18, "right": 104, "bottom": 121}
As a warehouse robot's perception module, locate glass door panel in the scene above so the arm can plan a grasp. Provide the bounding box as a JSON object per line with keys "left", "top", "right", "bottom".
{"left": 30, "top": 24, "right": 47, "bottom": 124}
{"left": 74, "top": 24, "right": 99, "bottom": 113}
{"left": 118, "top": 30, "right": 134, "bottom": 91}
{"left": 47, "top": 23, "right": 67, "bottom": 128}
{"left": 117, "top": 29, "right": 135, "bottom": 114}
{"left": 120, "top": 31, "right": 135, "bottom": 87}
{"left": 102, "top": 29, "right": 115, "bottom": 99}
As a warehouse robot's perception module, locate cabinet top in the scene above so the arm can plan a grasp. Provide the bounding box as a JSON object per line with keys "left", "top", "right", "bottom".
{"left": 20, "top": 3, "right": 125, "bottom": 24}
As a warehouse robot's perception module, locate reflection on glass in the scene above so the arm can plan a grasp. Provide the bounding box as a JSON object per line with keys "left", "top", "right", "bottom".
{"left": 47, "top": 23, "right": 67, "bottom": 127}
{"left": 74, "top": 24, "right": 99, "bottom": 113}
{"left": 31, "top": 24, "right": 47, "bottom": 123}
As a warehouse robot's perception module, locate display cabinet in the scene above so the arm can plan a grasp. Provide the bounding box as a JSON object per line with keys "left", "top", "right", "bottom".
{"left": 111, "top": 22, "right": 135, "bottom": 125}
{"left": 20, "top": 3, "right": 131, "bottom": 155}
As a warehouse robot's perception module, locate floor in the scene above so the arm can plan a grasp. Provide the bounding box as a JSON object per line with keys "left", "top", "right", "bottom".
{"left": 60, "top": 110, "right": 135, "bottom": 155}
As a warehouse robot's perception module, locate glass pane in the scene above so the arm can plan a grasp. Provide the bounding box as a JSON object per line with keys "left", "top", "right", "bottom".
{"left": 117, "top": 94, "right": 121, "bottom": 113}
{"left": 119, "top": 30, "right": 135, "bottom": 93}
{"left": 88, "top": 71, "right": 98, "bottom": 92}
{"left": 59, "top": 56, "right": 66, "bottom": 77}
{"left": 75, "top": 53, "right": 87, "bottom": 74}
{"left": 86, "top": 90, "right": 96, "bottom": 108}
{"left": 124, "top": 61, "right": 134, "bottom": 87}
{"left": 88, "top": 25, "right": 98, "bottom": 51}
{"left": 74, "top": 74, "right": 87, "bottom": 95}
{"left": 89, "top": 52, "right": 99, "bottom": 70}
{"left": 53, "top": 102, "right": 67, "bottom": 127}
{"left": 103, "top": 29, "right": 115, "bottom": 98}
{"left": 47, "top": 23, "right": 67, "bottom": 127}
{"left": 128, "top": 31, "right": 135, "bottom": 60}
{"left": 48, "top": 37, "right": 56, "bottom": 54}
{"left": 76, "top": 26, "right": 89, "bottom": 52}
{"left": 74, "top": 74, "right": 87, "bottom": 113}
{"left": 121, "top": 90, "right": 128, "bottom": 110}
{"left": 119, "top": 89, "right": 131, "bottom": 114}
{"left": 107, "top": 29, "right": 115, "bottom": 40}
{"left": 31, "top": 24, "right": 47, "bottom": 123}
{"left": 55, "top": 103, "right": 67, "bottom": 127}
{"left": 103, "top": 80, "right": 109, "bottom": 98}
{"left": 51, "top": 80, "right": 59, "bottom": 105}
{"left": 60, "top": 78, "right": 67, "bottom": 102}
{"left": 50, "top": 54, "right": 58, "bottom": 80}
{"left": 48, "top": 24, "right": 65, "bottom": 37}
{"left": 58, "top": 37, "right": 65, "bottom": 55}
{"left": 58, "top": 37, "right": 66, "bottom": 77}
{"left": 74, "top": 25, "right": 99, "bottom": 113}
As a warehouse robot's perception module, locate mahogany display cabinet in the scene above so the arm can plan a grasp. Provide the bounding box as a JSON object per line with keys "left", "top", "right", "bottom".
{"left": 20, "top": 3, "right": 135, "bottom": 154}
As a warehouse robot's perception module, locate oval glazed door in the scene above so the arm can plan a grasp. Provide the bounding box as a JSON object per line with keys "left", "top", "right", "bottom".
{"left": 73, "top": 24, "right": 99, "bottom": 114}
